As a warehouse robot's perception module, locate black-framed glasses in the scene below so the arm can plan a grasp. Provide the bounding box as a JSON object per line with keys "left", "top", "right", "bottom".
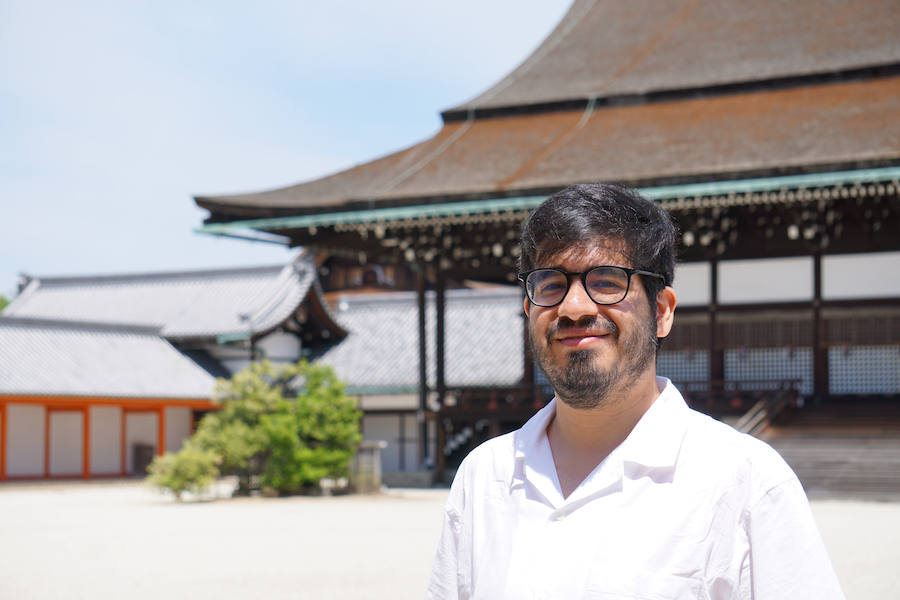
{"left": 517, "top": 266, "right": 666, "bottom": 307}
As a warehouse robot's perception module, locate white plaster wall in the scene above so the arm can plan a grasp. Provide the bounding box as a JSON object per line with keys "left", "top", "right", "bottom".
{"left": 6, "top": 404, "right": 45, "bottom": 476}
{"left": 208, "top": 346, "right": 253, "bottom": 375}
{"left": 363, "top": 414, "right": 418, "bottom": 473}
{"left": 401, "top": 414, "right": 419, "bottom": 472}
{"left": 672, "top": 262, "right": 711, "bottom": 307}
{"left": 125, "top": 412, "right": 158, "bottom": 473}
{"left": 90, "top": 406, "right": 121, "bottom": 475}
{"left": 719, "top": 256, "right": 813, "bottom": 304}
{"left": 823, "top": 251, "right": 900, "bottom": 300}
{"left": 257, "top": 331, "right": 301, "bottom": 364}
{"left": 359, "top": 394, "right": 418, "bottom": 411}
{"left": 220, "top": 358, "right": 252, "bottom": 374}
{"left": 49, "top": 411, "right": 83, "bottom": 476}
{"left": 165, "top": 408, "right": 192, "bottom": 453}
{"left": 363, "top": 415, "right": 399, "bottom": 472}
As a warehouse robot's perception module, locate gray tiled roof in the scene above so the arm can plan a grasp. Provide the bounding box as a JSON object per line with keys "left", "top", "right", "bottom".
{"left": 5, "top": 261, "right": 317, "bottom": 340}
{"left": 320, "top": 287, "right": 525, "bottom": 390}
{"left": 0, "top": 317, "right": 217, "bottom": 399}
{"left": 448, "top": 0, "right": 900, "bottom": 114}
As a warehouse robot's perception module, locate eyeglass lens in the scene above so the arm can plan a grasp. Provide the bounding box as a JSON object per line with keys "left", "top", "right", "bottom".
{"left": 526, "top": 267, "right": 631, "bottom": 306}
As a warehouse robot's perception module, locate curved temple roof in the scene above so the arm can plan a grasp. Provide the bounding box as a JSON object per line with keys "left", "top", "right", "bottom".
{"left": 0, "top": 318, "right": 217, "bottom": 399}
{"left": 197, "top": 78, "right": 900, "bottom": 217}
{"left": 194, "top": 0, "right": 900, "bottom": 228}
{"left": 4, "top": 259, "right": 345, "bottom": 341}
{"left": 444, "top": 0, "right": 900, "bottom": 118}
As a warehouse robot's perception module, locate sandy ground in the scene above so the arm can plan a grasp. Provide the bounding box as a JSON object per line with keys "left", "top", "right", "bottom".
{"left": 0, "top": 481, "right": 897, "bottom": 599}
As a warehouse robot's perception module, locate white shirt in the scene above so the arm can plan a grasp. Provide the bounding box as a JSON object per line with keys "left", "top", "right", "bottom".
{"left": 427, "top": 378, "right": 844, "bottom": 600}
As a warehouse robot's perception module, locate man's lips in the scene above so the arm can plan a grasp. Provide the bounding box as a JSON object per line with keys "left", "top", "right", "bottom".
{"left": 545, "top": 317, "right": 619, "bottom": 348}
{"left": 555, "top": 331, "right": 610, "bottom": 348}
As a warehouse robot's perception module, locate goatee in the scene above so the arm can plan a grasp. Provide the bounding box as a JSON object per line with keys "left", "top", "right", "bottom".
{"left": 530, "top": 313, "right": 657, "bottom": 411}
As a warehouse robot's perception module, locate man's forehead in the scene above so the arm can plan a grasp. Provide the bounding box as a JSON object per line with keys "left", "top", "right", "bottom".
{"left": 536, "top": 239, "right": 632, "bottom": 268}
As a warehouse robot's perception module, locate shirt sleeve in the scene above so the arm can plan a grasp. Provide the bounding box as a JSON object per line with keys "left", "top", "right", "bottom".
{"left": 425, "top": 471, "right": 466, "bottom": 600}
{"left": 746, "top": 478, "right": 845, "bottom": 600}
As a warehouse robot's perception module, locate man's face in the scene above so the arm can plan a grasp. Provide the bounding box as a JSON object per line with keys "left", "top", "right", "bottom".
{"left": 525, "top": 242, "right": 660, "bottom": 410}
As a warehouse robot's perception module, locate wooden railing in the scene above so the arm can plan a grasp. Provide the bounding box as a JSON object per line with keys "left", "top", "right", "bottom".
{"left": 673, "top": 379, "right": 802, "bottom": 418}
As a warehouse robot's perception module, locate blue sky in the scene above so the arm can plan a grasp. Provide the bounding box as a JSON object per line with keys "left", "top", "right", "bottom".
{"left": 0, "top": 0, "right": 572, "bottom": 298}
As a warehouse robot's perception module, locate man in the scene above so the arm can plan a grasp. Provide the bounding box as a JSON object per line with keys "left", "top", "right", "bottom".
{"left": 427, "top": 183, "right": 844, "bottom": 599}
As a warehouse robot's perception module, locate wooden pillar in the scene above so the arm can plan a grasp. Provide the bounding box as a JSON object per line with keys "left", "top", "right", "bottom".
{"left": 83, "top": 406, "right": 91, "bottom": 479}
{"left": 0, "top": 402, "right": 7, "bottom": 481}
{"left": 398, "top": 413, "right": 406, "bottom": 472}
{"left": 44, "top": 407, "right": 50, "bottom": 478}
{"left": 416, "top": 265, "right": 428, "bottom": 468}
{"left": 436, "top": 271, "right": 446, "bottom": 401}
{"left": 709, "top": 259, "right": 724, "bottom": 383}
{"left": 436, "top": 416, "right": 446, "bottom": 484}
{"left": 812, "top": 253, "right": 827, "bottom": 400}
{"left": 435, "top": 270, "right": 446, "bottom": 482}
{"left": 158, "top": 406, "right": 166, "bottom": 458}
{"left": 120, "top": 409, "right": 127, "bottom": 475}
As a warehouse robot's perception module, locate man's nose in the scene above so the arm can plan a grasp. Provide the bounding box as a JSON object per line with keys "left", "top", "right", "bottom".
{"left": 556, "top": 279, "right": 598, "bottom": 321}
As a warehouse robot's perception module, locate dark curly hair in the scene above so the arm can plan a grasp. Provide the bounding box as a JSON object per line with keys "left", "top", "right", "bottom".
{"left": 518, "top": 182, "right": 677, "bottom": 313}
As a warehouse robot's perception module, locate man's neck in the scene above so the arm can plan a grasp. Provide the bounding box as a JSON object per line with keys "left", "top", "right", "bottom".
{"left": 547, "top": 371, "right": 663, "bottom": 499}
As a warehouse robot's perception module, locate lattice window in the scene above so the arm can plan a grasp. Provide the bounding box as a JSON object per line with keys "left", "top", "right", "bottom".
{"left": 823, "top": 307, "right": 900, "bottom": 346}
{"left": 657, "top": 349, "right": 710, "bottom": 384}
{"left": 717, "top": 310, "right": 813, "bottom": 348}
{"left": 828, "top": 345, "right": 900, "bottom": 395}
{"left": 664, "top": 313, "right": 710, "bottom": 350}
{"left": 724, "top": 347, "right": 813, "bottom": 395}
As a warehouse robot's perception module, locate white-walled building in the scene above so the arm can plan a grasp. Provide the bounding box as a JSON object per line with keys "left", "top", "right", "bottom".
{"left": 0, "top": 258, "right": 347, "bottom": 481}
{"left": 0, "top": 317, "right": 217, "bottom": 480}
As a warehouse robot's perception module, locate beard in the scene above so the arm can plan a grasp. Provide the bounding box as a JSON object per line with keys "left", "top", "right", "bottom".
{"left": 530, "top": 310, "right": 658, "bottom": 411}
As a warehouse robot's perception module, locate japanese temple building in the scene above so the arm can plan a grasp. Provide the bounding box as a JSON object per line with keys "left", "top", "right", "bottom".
{"left": 0, "top": 260, "right": 346, "bottom": 481}
{"left": 194, "top": 0, "right": 900, "bottom": 478}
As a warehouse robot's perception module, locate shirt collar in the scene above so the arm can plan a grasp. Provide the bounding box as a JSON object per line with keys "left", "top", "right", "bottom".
{"left": 615, "top": 377, "right": 689, "bottom": 470}
{"left": 514, "top": 378, "right": 689, "bottom": 472}
{"left": 514, "top": 398, "right": 557, "bottom": 462}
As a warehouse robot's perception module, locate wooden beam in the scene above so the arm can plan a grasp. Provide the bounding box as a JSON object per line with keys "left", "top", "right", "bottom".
{"left": 0, "top": 402, "right": 6, "bottom": 481}
{"left": 120, "top": 408, "right": 127, "bottom": 476}
{"left": 83, "top": 407, "right": 91, "bottom": 479}
{"left": 813, "top": 253, "right": 828, "bottom": 400}
{"left": 158, "top": 407, "right": 166, "bottom": 458}
{"left": 44, "top": 407, "right": 50, "bottom": 478}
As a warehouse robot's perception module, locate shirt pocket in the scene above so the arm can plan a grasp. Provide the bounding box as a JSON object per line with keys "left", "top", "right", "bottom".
{"left": 586, "top": 567, "right": 702, "bottom": 600}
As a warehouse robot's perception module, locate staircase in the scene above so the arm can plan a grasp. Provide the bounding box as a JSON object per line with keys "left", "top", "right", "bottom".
{"left": 759, "top": 402, "right": 900, "bottom": 500}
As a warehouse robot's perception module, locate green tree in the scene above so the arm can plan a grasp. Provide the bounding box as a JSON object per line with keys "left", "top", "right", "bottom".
{"left": 148, "top": 359, "right": 361, "bottom": 497}
{"left": 0, "top": 295, "right": 9, "bottom": 312}
{"left": 146, "top": 441, "right": 219, "bottom": 500}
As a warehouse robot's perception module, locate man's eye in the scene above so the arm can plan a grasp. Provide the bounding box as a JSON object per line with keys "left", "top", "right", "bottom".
{"left": 589, "top": 278, "right": 623, "bottom": 292}
{"left": 537, "top": 280, "right": 566, "bottom": 294}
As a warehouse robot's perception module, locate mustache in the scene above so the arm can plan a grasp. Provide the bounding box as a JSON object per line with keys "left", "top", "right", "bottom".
{"left": 545, "top": 316, "right": 619, "bottom": 347}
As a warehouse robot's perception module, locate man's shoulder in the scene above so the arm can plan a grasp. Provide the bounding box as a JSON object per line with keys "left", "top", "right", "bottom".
{"left": 459, "top": 429, "right": 519, "bottom": 472}
{"left": 679, "top": 406, "right": 797, "bottom": 489}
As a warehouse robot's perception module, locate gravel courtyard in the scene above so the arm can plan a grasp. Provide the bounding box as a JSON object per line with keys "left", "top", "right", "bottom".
{"left": 0, "top": 481, "right": 897, "bottom": 599}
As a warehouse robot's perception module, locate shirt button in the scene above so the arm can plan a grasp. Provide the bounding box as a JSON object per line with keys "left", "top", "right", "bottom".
{"left": 553, "top": 510, "right": 565, "bottom": 521}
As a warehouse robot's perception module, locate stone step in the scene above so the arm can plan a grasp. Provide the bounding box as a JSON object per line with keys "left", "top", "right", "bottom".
{"left": 760, "top": 425, "right": 900, "bottom": 497}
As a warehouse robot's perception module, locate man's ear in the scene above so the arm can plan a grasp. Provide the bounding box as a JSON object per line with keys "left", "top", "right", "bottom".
{"left": 656, "top": 286, "right": 677, "bottom": 338}
{"left": 523, "top": 297, "right": 531, "bottom": 317}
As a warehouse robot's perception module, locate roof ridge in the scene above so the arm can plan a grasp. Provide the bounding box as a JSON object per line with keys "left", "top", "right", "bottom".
{"left": 443, "top": 63, "right": 900, "bottom": 122}
{"left": 26, "top": 264, "right": 288, "bottom": 286}
{"left": 0, "top": 316, "right": 162, "bottom": 335}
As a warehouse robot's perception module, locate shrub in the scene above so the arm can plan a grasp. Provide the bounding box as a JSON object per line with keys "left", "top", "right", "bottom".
{"left": 147, "top": 360, "right": 361, "bottom": 497}
{"left": 147, "top": 442, "right": 219, "bottom": 500}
